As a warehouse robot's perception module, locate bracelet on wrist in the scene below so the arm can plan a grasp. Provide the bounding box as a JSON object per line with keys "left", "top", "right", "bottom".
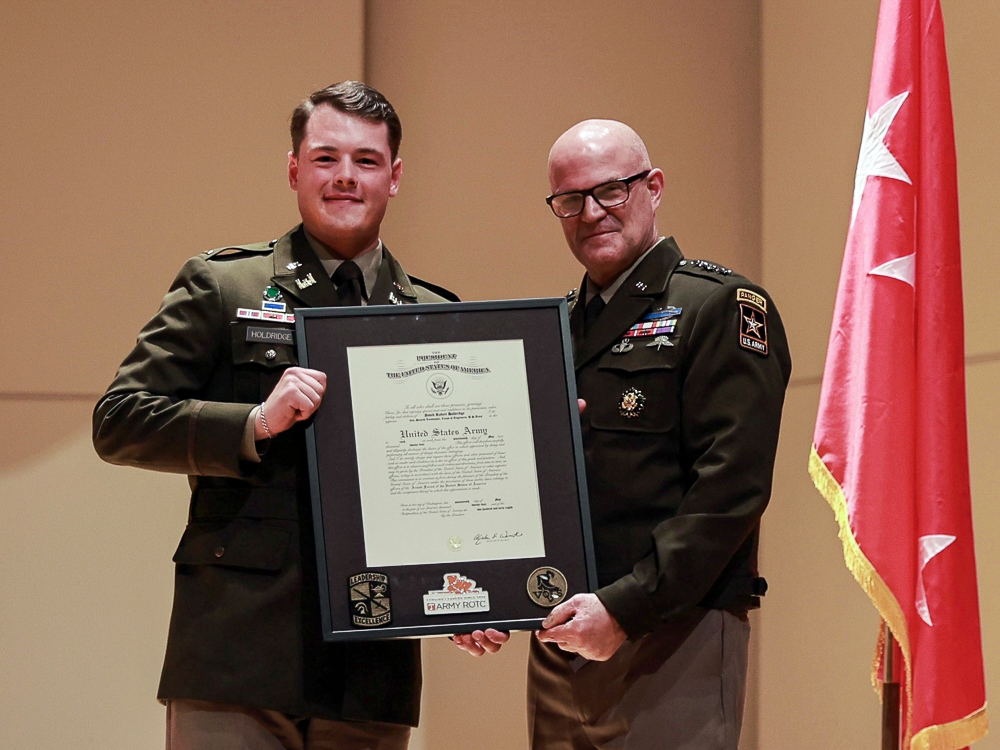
{"left": 258, "top": 402, "right": 273, "bottom": 440}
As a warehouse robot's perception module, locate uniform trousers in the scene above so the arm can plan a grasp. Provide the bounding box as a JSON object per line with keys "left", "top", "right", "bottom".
{"left": 166, "top": 700, "right": 410, "bottom": 750}
{"left": 527, "top": 609, "right": 750, "bottom": 750}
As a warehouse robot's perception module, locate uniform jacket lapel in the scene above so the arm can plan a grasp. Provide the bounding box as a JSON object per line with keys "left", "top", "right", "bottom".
{"left": 573, "top": 238, "right": 684, "bottom": 371}
{"left": 271, "top": 226, "right": 340, "bottom": 308}
{"left": 368, "top": 244, "right": 420, "bottom": 306}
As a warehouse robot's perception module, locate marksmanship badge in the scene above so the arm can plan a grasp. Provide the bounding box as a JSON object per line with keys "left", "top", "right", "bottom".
{"left": 526, "top": 567, "right": 568, "bottom": 607}
{"left": 349, "top": 572, "right": 392, "bottom": 628}
{"left": 619, "top": 387, "right": 646, "bottom": 418}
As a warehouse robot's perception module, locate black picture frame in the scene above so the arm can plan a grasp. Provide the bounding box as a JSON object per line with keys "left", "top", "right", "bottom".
{"left": 296, "top": 298, "right": 596, "bottom": 642}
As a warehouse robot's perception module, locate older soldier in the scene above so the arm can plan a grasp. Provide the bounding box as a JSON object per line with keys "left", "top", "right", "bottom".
{"left": 456, "top": 120, "right": 790, "bottom": 750}
{"left": 94, "top": 82, "right": 455, "bottom": 750}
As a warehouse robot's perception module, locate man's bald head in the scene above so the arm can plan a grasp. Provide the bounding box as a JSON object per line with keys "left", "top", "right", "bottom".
{"left": 546, "top": 120, "right": 664, "bottom": 288}
{"left": 548, "top": 120, "right": 651, "bottom": 183}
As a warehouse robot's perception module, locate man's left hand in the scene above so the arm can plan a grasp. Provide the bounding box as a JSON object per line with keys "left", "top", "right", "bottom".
{"left": 535, "top": 593, "right": 627, "bottom": 661}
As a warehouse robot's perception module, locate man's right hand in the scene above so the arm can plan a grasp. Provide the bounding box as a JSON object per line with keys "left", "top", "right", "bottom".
{"left": 452, "top": 629, "right": 510, "bottom": 657}
{"left": 255, "top": 367, "right": 327, "bottom": 439}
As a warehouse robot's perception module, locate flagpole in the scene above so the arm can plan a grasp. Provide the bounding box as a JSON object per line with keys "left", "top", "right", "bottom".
{"left": 881, "top": 629, "right": 900, "bottom": 750}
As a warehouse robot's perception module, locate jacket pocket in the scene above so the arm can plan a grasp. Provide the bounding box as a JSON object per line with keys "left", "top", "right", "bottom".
{"left": 230, "top": 321, "right": 298, "bottom": 403}
{"left": 172, "top": 518, "right": 292, "bottom": 572}
{"left": 587, "top": 344, "right": 681, "bottom": 434}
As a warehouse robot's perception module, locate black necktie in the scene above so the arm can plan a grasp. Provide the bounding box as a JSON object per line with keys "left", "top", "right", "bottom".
{"left": 332, "top": 261, "right": 366, "bottom": 307}
{"left": 584, "top": 294, "right": 606, "bottom": 329}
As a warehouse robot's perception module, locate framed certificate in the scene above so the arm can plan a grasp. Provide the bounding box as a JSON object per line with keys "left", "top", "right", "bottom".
{"left": 296, "top": 298, "right": 596, "bottom": 641}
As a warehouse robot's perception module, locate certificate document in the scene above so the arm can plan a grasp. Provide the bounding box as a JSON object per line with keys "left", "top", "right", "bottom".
{"left": 346, "top": 339, "right": 545, "bottom": 567}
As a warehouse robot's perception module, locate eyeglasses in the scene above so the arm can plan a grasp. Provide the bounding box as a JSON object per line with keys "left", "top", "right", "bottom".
{"left": 546, "top": 170, "right": 651, "bottom": 218}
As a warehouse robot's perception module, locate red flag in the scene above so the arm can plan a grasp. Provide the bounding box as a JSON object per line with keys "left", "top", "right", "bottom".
{"left": 809, "top": 0, "right": 989, "bottom": 748}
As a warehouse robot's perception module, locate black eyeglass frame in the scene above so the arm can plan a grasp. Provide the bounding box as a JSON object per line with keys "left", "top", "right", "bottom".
{"left": 545, "top": 170, "right": 652, "bottom": 218}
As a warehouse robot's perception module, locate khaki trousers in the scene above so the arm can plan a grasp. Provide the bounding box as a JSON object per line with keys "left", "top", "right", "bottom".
{"left": 527, "top": 609, "right": 750, "bottom": 750}
{"left": 166, "top": 700, "right": 411, "bottom": 750}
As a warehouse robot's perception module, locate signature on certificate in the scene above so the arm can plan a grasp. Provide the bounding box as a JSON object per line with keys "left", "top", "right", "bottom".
{"left": 473, "top": 530, "right": 524, "bottom": 545}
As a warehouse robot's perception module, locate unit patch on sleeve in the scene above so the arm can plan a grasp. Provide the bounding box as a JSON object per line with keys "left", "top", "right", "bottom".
{"left": 738, "top": 303, "right": 768, "bottom": 355}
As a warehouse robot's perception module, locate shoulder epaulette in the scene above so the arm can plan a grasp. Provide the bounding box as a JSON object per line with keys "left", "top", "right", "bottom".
{"left": 677, "top": 259, "right": 734, "bottom": 276}
{"left": 202, "top": 239, "right": 277, "bottom": 260}
{"left": 565, "top": 288, "right": 579, "bottom": 303}
{"left": 409, "top": 275, "right": 461, "bottom": 302}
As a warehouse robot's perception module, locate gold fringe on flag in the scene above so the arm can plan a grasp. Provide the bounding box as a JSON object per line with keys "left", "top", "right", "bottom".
{"left": 808, "top": 446, "right": 989, "bottom": 749}
{"left": 911, "top": 705, "right": 989, "bottom": 750}
{"left": 809, "top": 446, "right": 915, "bottom": 745}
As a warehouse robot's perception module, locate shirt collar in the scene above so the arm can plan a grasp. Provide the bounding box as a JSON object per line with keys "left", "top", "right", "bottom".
{"left": 304, "top": 230, "right": 383, "bottom": 302}
{"left": 586, "top": 236, "right": 666, "bottom": 304}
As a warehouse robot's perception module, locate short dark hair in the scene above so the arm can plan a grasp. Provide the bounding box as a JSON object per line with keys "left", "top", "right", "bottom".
{"left": 290, "top": 81, "right": 402, "bottom": 160}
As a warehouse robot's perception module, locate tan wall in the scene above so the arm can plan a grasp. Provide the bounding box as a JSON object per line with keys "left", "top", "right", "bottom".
{"left": 3, "top": 0, "right": 997, "bottom": 748}
{"left": 0, "top": 1, "right": 365, "bottom": 747}
{"left": 760, "top": 0, "right": 999, "bottom": 748}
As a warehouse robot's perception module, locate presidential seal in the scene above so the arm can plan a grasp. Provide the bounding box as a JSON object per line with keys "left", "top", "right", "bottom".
{"left": 526, "top": 566, "right": 568, "bottom": 607}
{"left": 427, "top": 373, "right": 454, "bottom": 399}
{"left": 348, "top": 572, "right": 392, "bottom": 628}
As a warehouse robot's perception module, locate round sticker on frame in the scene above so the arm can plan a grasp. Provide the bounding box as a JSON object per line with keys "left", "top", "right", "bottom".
{"left": 526, "top": 567, "right": 568, "bottom": 607}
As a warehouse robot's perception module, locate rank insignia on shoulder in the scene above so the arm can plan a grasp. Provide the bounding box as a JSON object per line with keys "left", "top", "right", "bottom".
{"left": 566, "top": 288, "right": 579, "bottom": 302}
{"left": 619, "top": 387, "right": 646, "bottom": 418}
{"left": 349, "top": 572, "right": 392, "bottom": 628}
{"left": 527, "top": 567, "right": 568, "bottom": 607}
{"left": 683, "top": 259, "right": 733, "bottom": 275}
{"left": 736, "top": 288, "right": 767, "bottom": 312}
{"left": 738, "top": 303, "right": 768, "bottom": 356}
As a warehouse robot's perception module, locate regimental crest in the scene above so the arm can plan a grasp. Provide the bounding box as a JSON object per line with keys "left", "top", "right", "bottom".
{"left": 619, "top": 387, "right": 646, "bottom": 418}
{"left": 737, "top": 289, "right": 768, "bottom": 356}
{"left": 526, "top": 567, "right": 568, "bottom": 607}
{"left": 349, "top": 572, "right": 392, "bottom": 628}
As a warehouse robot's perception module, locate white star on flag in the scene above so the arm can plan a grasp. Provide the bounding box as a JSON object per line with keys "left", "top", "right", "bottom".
{"left": 851, "top": 91, "right": 912, "bottom": 226}
{"left": 916, "top": 534, "right": 957, "bottom": 626}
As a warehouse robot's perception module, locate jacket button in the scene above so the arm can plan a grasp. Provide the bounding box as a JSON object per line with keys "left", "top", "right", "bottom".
{"left": 214, "top": 546, "right": 225, "bottom": 558}
{"left": 265, "top": 349, "right": 276, "bottom": 360}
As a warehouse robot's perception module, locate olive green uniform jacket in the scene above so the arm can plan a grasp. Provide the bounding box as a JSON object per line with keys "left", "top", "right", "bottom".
{"left": 93, "top": 225, "right": 456, "bottom": 725}
{"left": 573, "top": 238, "right": 792, "bottom": 639}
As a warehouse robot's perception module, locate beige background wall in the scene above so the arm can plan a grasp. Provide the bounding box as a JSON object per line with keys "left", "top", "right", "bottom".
{"left": 759, "top": 1, "right": 999, "bottom": 747}
{"left": 1, "top": 1, "right": 995, "bottom": 748}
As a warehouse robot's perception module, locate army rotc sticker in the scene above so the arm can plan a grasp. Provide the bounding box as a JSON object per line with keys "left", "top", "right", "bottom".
{"left": 349, "top": 572, "right": 392, "bottom": 628}
{"left": 527, "top": 567, "right": 568, "bottom": 607}
{"left": 619, "top": 387, "right": 646, "bottom": 418}
{"left": 736, "top": 288, "right": 768, "bottom": 356}
{"left": 423, "top": 573, "right": 491, "bottom": 616}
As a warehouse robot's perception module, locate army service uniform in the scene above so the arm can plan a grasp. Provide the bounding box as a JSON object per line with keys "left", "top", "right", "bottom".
{"left": 528, "top": 237, "right": 791, "bottom": 750}
{"left": 94, "top": 225, "right": 456, "bottom": 729}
